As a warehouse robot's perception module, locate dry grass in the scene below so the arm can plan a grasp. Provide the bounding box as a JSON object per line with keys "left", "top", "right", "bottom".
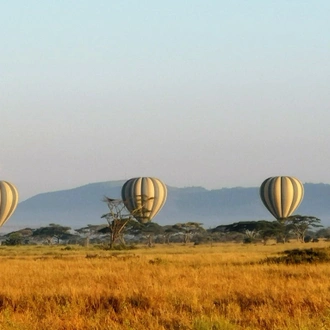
{"left": 0, "top": 242, "right": 330, "bottom": 329}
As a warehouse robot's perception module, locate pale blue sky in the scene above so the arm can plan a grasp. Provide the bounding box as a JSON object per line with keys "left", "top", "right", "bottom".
{"left": 1, "top": 1, "right": 330, "bottom": 200}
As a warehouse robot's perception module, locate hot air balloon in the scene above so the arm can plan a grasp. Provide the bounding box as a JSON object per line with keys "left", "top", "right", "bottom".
{"left": 121, "top": 177, "right": 167, "bottom": 223}
{"left": 260, "top": 176, "right": 304, "bottom": 220}
{"left": 0, "top": 181, "right": 19, "bottom": 227}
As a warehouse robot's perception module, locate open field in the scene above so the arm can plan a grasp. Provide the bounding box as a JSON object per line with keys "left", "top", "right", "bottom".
{"left": 0, "top": 242, "right": 330, "bottom": 330}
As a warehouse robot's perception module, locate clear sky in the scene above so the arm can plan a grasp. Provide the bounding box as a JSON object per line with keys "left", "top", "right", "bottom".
{"left": 1, "top": 1, "right": 330, "bottom": 201}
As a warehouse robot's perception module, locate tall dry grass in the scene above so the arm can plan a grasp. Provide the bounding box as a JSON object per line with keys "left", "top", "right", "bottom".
{"left": 0, "top": 242, "right": 329, "bottom": 329}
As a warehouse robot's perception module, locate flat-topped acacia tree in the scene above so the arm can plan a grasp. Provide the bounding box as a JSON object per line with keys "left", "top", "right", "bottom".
{"left": 286, "top": 215, "right": 322, "bottom": 243}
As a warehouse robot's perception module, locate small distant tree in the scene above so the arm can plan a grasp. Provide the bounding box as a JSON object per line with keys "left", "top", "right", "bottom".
{"left": 32, "top": 223, "right": 73, "bottom": 244}
{"left": 286, "top": 215, "right": 323, "bottom": 243}
{"left": 76, "top": 224, "right": 107, "bottom": 246}
{"left": 172, "top": 222, "right": 205, "bottom": 244}
{"left": 3, "top": 233, "right": 23, "bottom": 246}
{"left": 274, "top": 218, "right": 293, "bottom": 243}
{"left": 163, "top": 225, "right": 180, "bottom": 244}
{"left": 140, "top": 222, "right": 165, "bottom": 247}
{"left": 258, "top": 222, "right": 282, "bottom": 245}
{"left": 315, "top": 227, "right": 330, "bottom": 240}
{"left": 243, "top": 229, "right": 259, "bottom": 244}
{"left": 212, "top": 220, "right": 282, "bottom": 244}
{"left": 124, "top": 221, "right": 164, "bottom": 246}
{"left": 2, "top": 228, "right": 34, "bottom": 245}
{"left": 245, "top": 229, "right": 259, "bottom": 239}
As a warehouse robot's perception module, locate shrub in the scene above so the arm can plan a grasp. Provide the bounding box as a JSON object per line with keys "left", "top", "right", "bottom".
{"left": 261, "top": 248, "right": 330, "bottom": 265}
{"left": 243, "top": 237, "right": 254, "bottom": 244}
{"left": 94, "top": 244, "right": 137, "bottom": 251}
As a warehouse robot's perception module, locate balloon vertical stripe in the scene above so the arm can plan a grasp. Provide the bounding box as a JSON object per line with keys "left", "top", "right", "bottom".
{"left": 273, "top": 178, "right": 282, "bottom": 217}
{"left": 282, "top": 177, "right": 294, "bottom": 216}
{"left": 260, "top": 179, "right": 277, "bottom": 219}
{"left": 0, "top": 181, "right": 19, "bottom": 227}
{"left": 287, "top": 177, "right": 304, "bottom": 216}
{"left": 260, "top": 176, "right": 304, "bottom": 219}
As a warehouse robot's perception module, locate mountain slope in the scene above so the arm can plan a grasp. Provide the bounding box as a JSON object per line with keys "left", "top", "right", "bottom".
{"left": 4, "top": 181, "right": 330, "bottom": 232}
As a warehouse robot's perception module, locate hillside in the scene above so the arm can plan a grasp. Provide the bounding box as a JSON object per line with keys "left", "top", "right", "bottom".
{"left": 3, "top": 181, "right": 330, "bottom": 232}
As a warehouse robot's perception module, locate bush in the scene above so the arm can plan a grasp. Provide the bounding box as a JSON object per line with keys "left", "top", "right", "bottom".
{"left": 243, "top": 237, "right": 254, "bottom": 244}
{"left": 95, "top": 244, "right": 137, "bottom": 251}
{"left": 304, "top": 236, "right": 312, "bottom": 243}
{"left": 261, "top": 248, "right": 330, "bottom": 265}
{"left": 2, "top": 233, "right": 23, "bottom": 246}
{"left": 61, "top": 246, "right": 74, "bottom": 251}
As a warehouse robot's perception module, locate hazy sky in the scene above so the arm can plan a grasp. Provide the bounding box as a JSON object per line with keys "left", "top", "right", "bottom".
{"left": 1, "top": 1, "right": 330, "bottom": 201}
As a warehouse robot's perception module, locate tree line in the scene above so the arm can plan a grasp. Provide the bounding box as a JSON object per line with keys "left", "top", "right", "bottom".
{"left": 0, "top": 215, "right": 326, "bottom": 246}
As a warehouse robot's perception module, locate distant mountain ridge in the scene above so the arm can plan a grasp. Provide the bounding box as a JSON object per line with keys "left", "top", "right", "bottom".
{"left": 4, "top": 181, "right": 330, "bottom": 232}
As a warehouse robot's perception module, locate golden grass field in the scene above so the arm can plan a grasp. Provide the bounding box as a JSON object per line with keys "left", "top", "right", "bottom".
{"left": 0, "top": 242, "right": 329, "bottom": 330}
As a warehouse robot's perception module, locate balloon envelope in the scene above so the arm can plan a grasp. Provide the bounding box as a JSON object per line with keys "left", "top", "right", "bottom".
{"left": 0, "top": 181, "right": 19, "bottom": 227}
{"left": 121, "top": 177, "right": 167, "bottom": 223}
{"left": 260, "top": 176, "right": 304, "bottom": 220}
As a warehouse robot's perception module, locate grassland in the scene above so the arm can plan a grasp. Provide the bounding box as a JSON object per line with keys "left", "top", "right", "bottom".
{"left": 0, "top": 242, "right": 329, "bottom": 330}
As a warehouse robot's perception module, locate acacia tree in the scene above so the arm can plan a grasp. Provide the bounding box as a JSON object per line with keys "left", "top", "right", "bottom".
{"left": 163, "top": 225, "right": 180, "bottom": 244}
{"left": 76, "top": 224, "right": 107, "bottom": 246}
{"left": 315, "top": 227, "right": 330, "bottom": 239}
{"left": 101, "top": 196, "right": 154, "bottom": 248}
{"left": 140, "top": 222, "right": 165, "bottom": 247}
{"left": 172, "top": 222, "right": 205, "bottom": 244}
{"left": 257, "top": 221, "right": 282, "bottom": 245}
{"left": 275, "top": 218, "right": 293, "bottom": 243}
{"left": 3, "top": 233, "right": 23, "bottom": 246}
{"left": 101, "top": 198, "right": 132, "bottom": 248}
{"left": 2, "top": 228, "right": 34, "bottom": 245}
{"left": 32, "top": 223, "right": 73, "bottom": 244}
{"left": 212, "top": 220, "right": 280, "bottom": 244}
{"left": 286, "top": 215, "right": 322, "bottom": 243}
{"left": 123, "top": 221, "right": 164, "bottom": 246}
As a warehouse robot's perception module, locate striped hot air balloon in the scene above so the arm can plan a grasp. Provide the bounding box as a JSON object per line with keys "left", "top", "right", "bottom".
{"left": 0, "top": 181, "right": 19, "bottom": 227}
{"left": 121, "top": 177, "right": 167, "bottom": 224}
{"left": 259, "top": 176, "right": 304, "bottom": 220}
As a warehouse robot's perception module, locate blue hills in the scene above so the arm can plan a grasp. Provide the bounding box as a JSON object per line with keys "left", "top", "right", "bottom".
{"left": 4, "top": 181, "right": 330, "bottom": 232}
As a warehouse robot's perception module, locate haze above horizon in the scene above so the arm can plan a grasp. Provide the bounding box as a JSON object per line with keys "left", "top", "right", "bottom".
{"left": 2, "top": 1, "right": 330, "bottom": 201}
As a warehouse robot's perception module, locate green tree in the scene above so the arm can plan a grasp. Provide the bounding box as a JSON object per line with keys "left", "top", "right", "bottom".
{"left": 172, "top": 222, "right": 205, "bottom": 244}
{"left": 258, "top": 222, "right": 282, "bottom": 245}
{"left": 163, "top": 225, "right": 180, "bottom": 244}
{"left": 3, "top": 228, "right": 34, "bottom": 245}
{"left": 212, "top": 220, "right": 282, "bottom": 244}
{"left": 286, "top": 215, "right": 323, "bottom": 243}
{"left": 3, "top": 233, "right": 23, "bottom": 246}
{"left": 138, "top": 222, "right": 165, "bottom": 247}
{"left": 32, "top": 223, "right": 73, "bottom": 244}
{"left": 315, "top": 227, "right": 330, "bottom": 239}
{"left": 76, "top": 224, "right": 107, "bottom": 246}
{"left": 276, "top": 218, "right": 291, "bottom": 243}
{"left": 123, "top": 221, "right": 164, "bottom": 246}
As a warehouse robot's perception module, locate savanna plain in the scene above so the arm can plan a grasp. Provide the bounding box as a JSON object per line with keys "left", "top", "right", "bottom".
{"left": 0, "top": 242, "right": 329, "bottom": 330}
